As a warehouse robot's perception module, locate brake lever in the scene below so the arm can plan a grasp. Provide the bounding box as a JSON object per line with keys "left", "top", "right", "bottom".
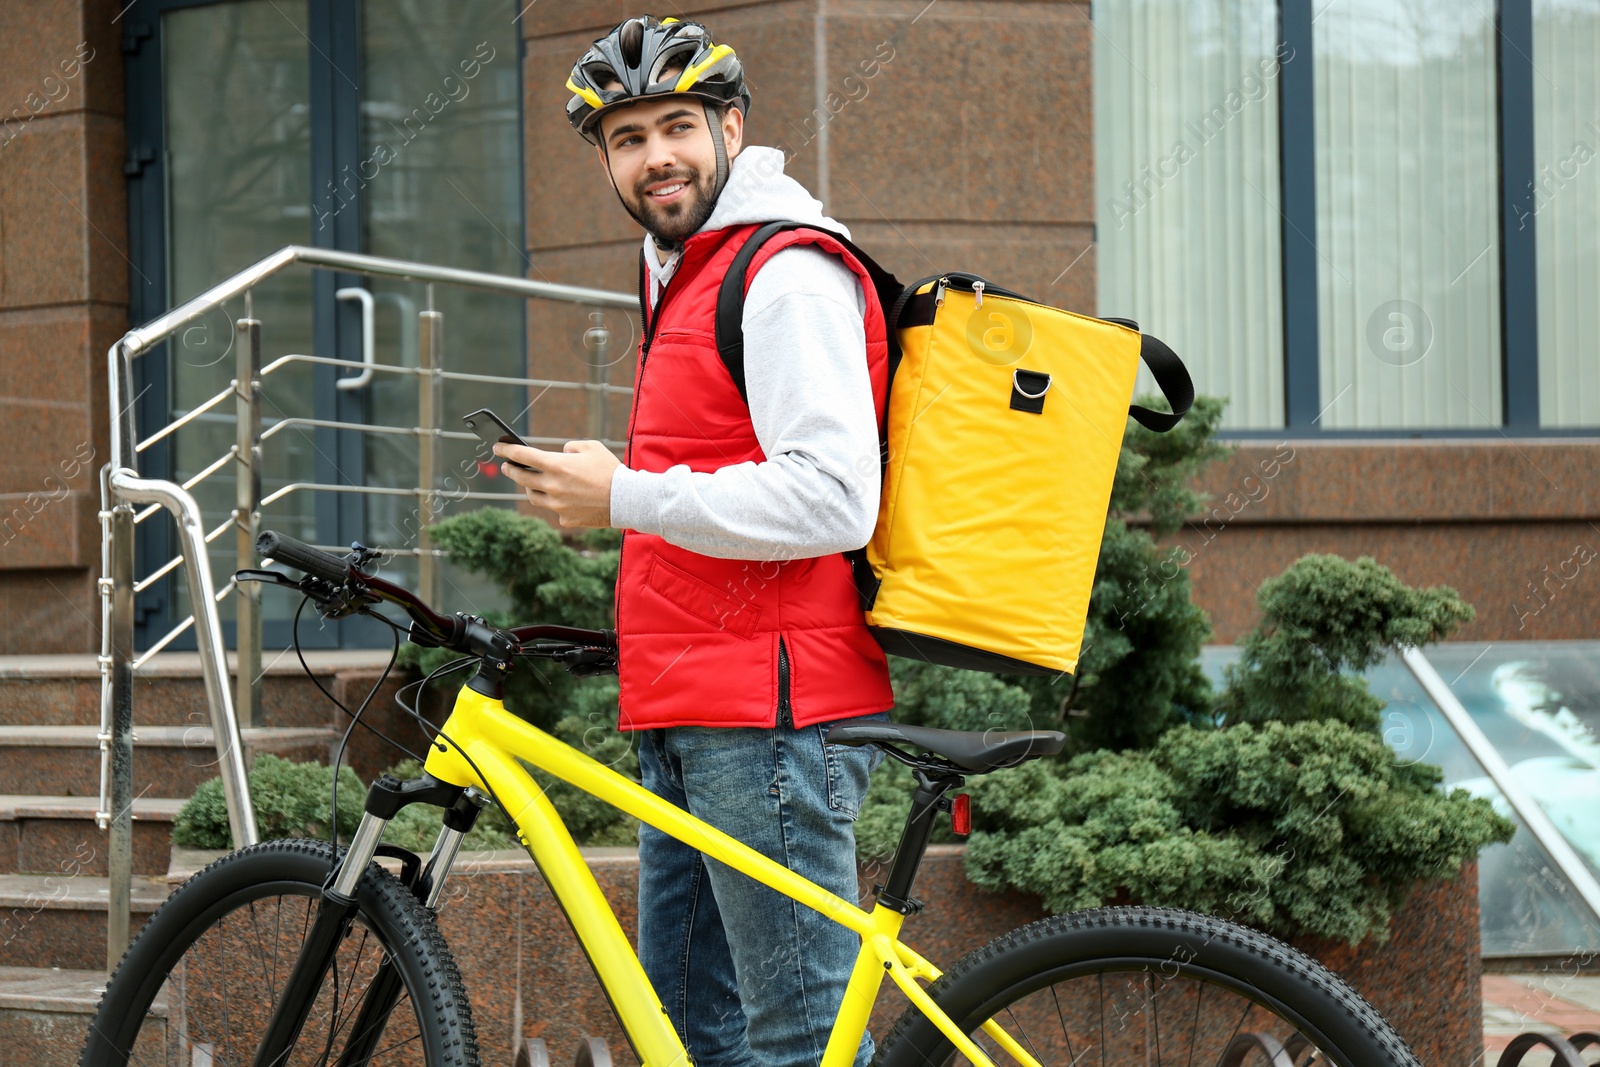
{"left": 557, "top": 647, "right": 618, "bottom": 676}
{"left": 236, "top": 567, "right": 376, "bottom": 620}
{"left": 235, "top": 568, "right": 301, "bottom": 590}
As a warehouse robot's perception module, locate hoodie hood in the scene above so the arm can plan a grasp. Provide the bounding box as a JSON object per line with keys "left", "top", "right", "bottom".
{"left": 643, "top": 146, "right": 848, "bottom": 298}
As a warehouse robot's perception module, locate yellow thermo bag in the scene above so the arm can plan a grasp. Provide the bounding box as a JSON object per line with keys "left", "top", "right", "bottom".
{"left": 717, "top": 230, "right": 1193, "bottom": 678}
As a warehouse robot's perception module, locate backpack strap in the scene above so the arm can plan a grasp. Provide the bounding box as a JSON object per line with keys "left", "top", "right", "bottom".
{"left": 714, "top": 221, "right": 903, "bottom": 613}
{"left": 1128, "top": 332, "right": 1194, "bottom": 432}
{"left": 714, "top": 221, "right": 904, "bottom": 404}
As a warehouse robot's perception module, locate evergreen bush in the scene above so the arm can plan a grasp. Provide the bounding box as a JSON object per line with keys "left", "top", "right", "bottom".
{"left": 173, "top": 753, "right": 520, "bottom": 852}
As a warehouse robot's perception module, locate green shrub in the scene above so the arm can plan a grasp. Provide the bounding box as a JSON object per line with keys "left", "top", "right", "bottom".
{"left": 1218, "top": 554, "right": 1477, "bottom": 730}
{"left": 962, "top": 720, "right": 1513, "bottom": 945}
{"left": 174, "top": 754, "right": 523, "bottom": 853}
{"left": 173, "top": 754, "right": 365, "bottom": 848}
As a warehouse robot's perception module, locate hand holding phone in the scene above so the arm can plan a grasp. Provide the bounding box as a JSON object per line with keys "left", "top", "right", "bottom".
{"left": 463, "top": 408, "right": 541, "bottom": 473}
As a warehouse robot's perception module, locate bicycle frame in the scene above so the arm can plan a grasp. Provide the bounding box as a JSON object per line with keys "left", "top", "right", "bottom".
{"left": 412, "top": 683, "right": 1040, "bottom": 1067}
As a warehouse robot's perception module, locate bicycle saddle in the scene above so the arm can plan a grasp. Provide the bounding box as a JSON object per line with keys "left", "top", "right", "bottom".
{"left": 822, "top": 722, "right": 1066, "bottom": 774}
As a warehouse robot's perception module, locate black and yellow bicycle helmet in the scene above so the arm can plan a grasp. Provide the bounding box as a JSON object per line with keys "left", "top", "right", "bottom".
{"left": 566, "top": 15, "right": 751, "bottom": 204}
{"left": 565, "top": 15, "right": 750, "bottom": 146}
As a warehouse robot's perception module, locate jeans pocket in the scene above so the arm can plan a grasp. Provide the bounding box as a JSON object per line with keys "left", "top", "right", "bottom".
{"left": 820, "top": 712, "right": 889, "bottom": 820}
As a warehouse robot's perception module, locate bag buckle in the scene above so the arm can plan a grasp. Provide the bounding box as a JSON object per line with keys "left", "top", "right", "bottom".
{"left": 1010, "top": 369, "right": 1051, "bottom": 413}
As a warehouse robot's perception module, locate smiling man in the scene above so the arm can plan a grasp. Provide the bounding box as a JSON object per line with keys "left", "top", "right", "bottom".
{"left": 491, "top": 14, "right": 895, "bottom": 1067}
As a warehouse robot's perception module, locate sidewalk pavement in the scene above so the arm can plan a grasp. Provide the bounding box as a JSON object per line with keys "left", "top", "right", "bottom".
{"left": 1483, "top": 974, "right": 1600, "bottom": 1065}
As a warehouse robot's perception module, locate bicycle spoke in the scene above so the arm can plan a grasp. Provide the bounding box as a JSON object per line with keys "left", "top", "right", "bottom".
{"left": 248, "top": 900, "right": 275, "bottom": 994}
{"left": 219, "top": 914, "right": 235, "bottom": 1067}
{"left": 274, "top": 895, "right": 284, "bottom": 991}
{"left": 1049, "top": 983, "right": 1080, "bottom": 1067}
{"left": 1098, "top": 972, "right": 1106, "bottom": 1067}
{"left": 369, "top": 1029, "right": 426, "bottom": 1059}
{"left": 933, "top": 964, "right": 1361, "bottom": 1067}
{"left": 1150, "top": 971, "right": 1161, "bottom": 1067}
{"left": 1187, "top": 979, "right": 1204, "bottom": 1067}
{"left": 321, "top": 927, "right": 371, "bottom": 1054}
{"left": 1003, "top": 1005, "right": 1041, "bottom": 1063}
{"left": 1219, "top": 996, "right": 1255, "bottom": 1065}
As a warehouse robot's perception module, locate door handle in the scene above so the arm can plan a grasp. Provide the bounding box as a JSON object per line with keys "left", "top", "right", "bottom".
{"left": 335, "top": 287, "right": 376, "bottom": 390}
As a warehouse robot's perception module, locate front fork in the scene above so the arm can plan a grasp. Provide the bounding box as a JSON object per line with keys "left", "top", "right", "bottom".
{"left": 247, "top": 774, "right": 485, "bottom": 1067}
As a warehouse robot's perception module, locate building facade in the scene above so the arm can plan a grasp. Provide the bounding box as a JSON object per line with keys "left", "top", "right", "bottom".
{"left": 1, "top": 0, "right": 1596, "bottom": 653}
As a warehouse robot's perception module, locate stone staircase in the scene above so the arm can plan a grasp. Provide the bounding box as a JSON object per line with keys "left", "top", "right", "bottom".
{"left": 0, "top": 649, "right": 397, "bottom": 1064}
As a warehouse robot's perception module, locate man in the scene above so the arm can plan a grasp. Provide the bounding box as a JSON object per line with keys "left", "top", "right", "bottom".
{"left": 492, "top": 15, "right": 894, "bottom": 1067}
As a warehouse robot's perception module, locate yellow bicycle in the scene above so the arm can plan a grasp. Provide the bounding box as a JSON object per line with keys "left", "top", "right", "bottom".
{"left": 82, "top": 531, "right": 1420, "bottom": 1067}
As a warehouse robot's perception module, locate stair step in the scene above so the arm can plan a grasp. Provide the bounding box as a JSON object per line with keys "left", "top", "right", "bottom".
{"left": 0, "top": 796, "right": 184, "bottom": 877}
{"left": 0, "top": 964, "right": 169, "bottom": 1067}
{"left": 0, "top": 873, "right": 169, "bottom": 970}
{"left": 0, "top": 726, "right": 340, "bottom": 798}
{"left": 0, "top": 650, "right": 391, "bottom": 728}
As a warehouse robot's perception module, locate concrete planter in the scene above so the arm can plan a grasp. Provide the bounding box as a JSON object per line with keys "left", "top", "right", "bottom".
{"left": 359, "top": 845, "right": 1478, "bottom": 1067}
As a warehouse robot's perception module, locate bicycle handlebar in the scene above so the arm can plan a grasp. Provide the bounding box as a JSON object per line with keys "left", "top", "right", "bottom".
{"left": 257, "top": 530, "right": 351, "bottom": 585}
{"left": 249, "top": 529, "right": 617, "bottom": 673}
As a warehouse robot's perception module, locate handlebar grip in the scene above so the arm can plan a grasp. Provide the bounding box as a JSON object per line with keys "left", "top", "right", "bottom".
{"left": 257, "top": 531, "right": 351, "bottom": 585}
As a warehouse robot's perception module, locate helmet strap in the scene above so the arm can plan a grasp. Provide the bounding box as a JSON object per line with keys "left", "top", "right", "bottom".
{"left": 705, "top": 101, "right": 731, "bottom": 201}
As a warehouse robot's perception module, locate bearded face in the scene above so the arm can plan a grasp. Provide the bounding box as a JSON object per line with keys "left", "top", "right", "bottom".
{"left": 595, "top": 94, "right": 740, "bottom": 249}
{"left": 622, "top": 157, "right": 719, "bottom": 245}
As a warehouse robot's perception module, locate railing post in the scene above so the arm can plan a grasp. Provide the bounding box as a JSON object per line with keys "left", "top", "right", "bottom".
{"left": 104, "top": 472, "right": 136, "bottom": 973}
{"left": 234, "top": 315, "right": 263, "bottom": 728}
{"left": 584, "top": 312, "right": 611, "bottom": 442}
{"left": 418, "top": 299, "right": 443, "bottom": 607}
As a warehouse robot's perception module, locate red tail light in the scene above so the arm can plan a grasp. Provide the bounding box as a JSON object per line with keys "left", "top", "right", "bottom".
{"left": 951, "top": 793, "right": 971, "bottom": 836}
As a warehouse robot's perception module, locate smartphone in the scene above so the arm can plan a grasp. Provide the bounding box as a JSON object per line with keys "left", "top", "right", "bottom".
{"left": 463, "top": 408, "right": 541, "bottom": 473}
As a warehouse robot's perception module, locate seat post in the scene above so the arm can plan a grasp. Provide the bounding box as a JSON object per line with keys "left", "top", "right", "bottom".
{"left": 876, "top": 770, "right": 961, "bottom": 914}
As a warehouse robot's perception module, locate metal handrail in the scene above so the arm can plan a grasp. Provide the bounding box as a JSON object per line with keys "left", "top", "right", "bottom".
{"left": 100, "top": 245, "right": 633, "bottom": 972}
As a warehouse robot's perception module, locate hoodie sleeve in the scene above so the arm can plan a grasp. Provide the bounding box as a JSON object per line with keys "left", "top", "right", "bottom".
{"left": 609, "top": 244, "right": 880, "bottom": 560}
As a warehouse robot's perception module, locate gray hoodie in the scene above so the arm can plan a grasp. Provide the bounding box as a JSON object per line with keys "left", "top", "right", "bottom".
{"left": 608, "top": 145, "right": 880, "bottom": 562}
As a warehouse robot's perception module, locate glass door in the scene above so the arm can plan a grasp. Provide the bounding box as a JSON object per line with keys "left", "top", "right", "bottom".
{"left": 125, "top": 0, "right": 523, "bottom": 648}
{"left": 357, "top": 0, "right": 527, "bottom": 617}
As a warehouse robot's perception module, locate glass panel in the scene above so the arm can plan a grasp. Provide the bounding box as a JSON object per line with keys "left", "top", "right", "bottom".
{"left": 163, "top": 0, "right": 315, "bottom": 631}
{"left": 1427, "top": 643, "right": 1600, "bottom": 879}
{"left": 1094, "top": 0, "right": 1285, "bottom": 429}
{"left": 1312, "top": 2, "right": 1502, "bottom": 429}
{"left": 360, "top": 0, "right": 526, "bottom": 616}
{"left": 1200, "top": 645, "right": 1600, "bottom": 955}
{"left": 1369, "top": 650, "right": 1600, "bottom": 956}
{"left": 1533, "top": 0, "right": 1600, "bottom": 427}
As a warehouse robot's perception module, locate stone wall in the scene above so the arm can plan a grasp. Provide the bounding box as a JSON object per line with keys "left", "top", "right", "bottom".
{"left": 422, "top": 845, "right": 1479, "bottom": 1067}
{"left": 0, "top": 0, "right": 124, "bottom": 652}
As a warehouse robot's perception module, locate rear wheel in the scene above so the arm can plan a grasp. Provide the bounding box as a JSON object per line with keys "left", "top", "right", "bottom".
{"left": 80, "top": 838, "right": 478, "bottom": 1067}
{"left": 874, "top": 907, "right": 1419, "bottom": 1067}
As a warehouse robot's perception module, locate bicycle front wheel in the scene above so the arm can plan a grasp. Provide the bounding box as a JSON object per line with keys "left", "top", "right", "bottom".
{"left": 81, "top": 838, "right": 478, "bottom": 1067}
{"left": 875, "top": 907, "right": 1420, "bottom": 1067}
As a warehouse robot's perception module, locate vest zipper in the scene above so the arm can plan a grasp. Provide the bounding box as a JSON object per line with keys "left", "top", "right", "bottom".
{"left": 617, "top": 247, "right": 693, "bottom": 671}
{"left": 777, "top": 636, "right": 791, "bottom": 727}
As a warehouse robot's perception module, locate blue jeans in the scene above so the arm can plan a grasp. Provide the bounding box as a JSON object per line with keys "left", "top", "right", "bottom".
{"left": 637, "top": 712, "right": 887, "bottom": 1067}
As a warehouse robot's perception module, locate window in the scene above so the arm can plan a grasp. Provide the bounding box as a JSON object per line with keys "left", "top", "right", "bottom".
{"left": 1534, "top": 0, "right": 1600, "bottom": 428}
{"left": 1093, "top": 0, "right": 1600, "bottom": 434}
{"left": 1095, "top": 0, "right": 1287, "bottom": 430}
{"left": 1313, "top": 1, "right": 1502, "bottom": 429}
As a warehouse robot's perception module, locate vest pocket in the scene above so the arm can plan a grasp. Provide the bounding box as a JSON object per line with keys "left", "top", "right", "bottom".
{"left": 645, "top": 555, "right": 763, "bottom": 639}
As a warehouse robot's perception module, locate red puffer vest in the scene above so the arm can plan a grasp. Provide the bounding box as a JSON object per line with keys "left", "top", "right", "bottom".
{"left": 613, "top": 222, "right": 896, "bottom": 731}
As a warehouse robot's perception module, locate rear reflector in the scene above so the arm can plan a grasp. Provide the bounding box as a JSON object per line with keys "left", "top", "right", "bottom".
{"left": 951, "top": 793, "right": 971, "bottom": 836}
